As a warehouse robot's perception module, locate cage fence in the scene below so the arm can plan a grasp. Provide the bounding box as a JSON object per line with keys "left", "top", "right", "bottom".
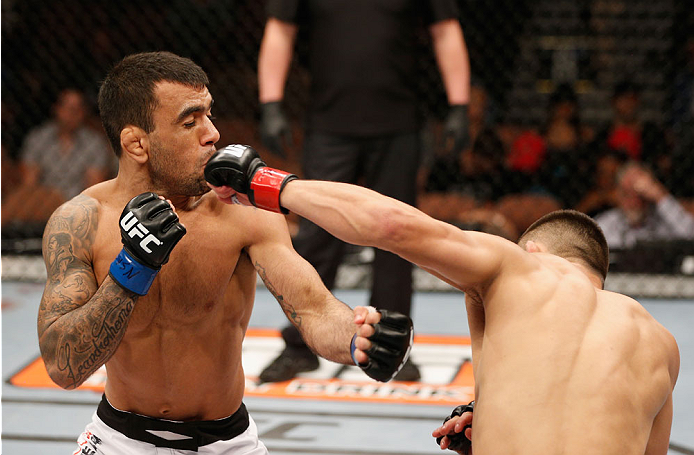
{"left": 2, "top": 0, "right": 693, "bottom": 297}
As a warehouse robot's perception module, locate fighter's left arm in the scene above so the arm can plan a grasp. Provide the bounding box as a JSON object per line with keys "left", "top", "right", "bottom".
{"left": 244, "top": 209, "right": 356, "bottom": 365}
{"left": 244, "top": 209, "right": 413, "bottom": 381}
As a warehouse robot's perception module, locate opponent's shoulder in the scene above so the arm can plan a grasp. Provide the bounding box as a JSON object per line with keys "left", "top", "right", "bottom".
{"left": 634, "top": 297, "right": 681, "bottom": 386}
{"left": 599, "top": 289, "right": 650, "bottom": 319}
{"left": 604, "top": 290, "right": 679, "bottom": 361}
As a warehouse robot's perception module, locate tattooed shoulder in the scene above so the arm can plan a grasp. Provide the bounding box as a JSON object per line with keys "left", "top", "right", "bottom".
{"left": 42, "top": 195, "right": 99, "bottom": 281}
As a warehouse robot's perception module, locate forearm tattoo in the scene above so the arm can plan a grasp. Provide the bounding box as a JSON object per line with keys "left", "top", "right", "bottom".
{"left": 38, "top": 196, "right": 138, "bottom": 389}
{"left": 254, "top": 261, "right": 302, "bottom": 327}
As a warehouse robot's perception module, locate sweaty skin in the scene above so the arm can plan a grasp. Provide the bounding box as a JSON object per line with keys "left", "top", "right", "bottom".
{"left": 218, "top": 180, "right": 679, "bottom": 455}
{"left": 37, "top": 82, "right": 362, "bottom": 421}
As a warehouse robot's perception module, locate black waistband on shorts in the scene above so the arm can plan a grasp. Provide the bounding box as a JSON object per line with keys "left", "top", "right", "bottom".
{"left": 97, "top": 394, "right": 249, "bottom": 451}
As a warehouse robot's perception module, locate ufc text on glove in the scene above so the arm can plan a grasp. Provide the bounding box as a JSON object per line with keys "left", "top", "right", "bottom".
{"left": 109, "top": 192, "right": 186, "bottom": 295}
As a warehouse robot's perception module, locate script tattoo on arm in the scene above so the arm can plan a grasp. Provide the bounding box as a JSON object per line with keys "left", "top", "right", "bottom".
{"left": 38, "top": 196, "right": 138, "bottom": 389}
{"left": 254, "top": 260, "right": 302, "bottom": 327}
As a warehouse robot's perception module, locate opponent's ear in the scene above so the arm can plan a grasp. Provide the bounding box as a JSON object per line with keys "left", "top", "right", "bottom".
{"left": 524, "top": 240, "right": 547, "bottom": 253}
{"left": 121, "top": 126, "right": 149, "bottom": 164}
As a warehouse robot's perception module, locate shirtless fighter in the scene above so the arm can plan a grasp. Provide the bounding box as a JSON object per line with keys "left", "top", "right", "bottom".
{"left": 206, "top": 144, "right": 680, "bottom": 455}
{"left": 37, "top": 52, "right": 412, "bottom": 455}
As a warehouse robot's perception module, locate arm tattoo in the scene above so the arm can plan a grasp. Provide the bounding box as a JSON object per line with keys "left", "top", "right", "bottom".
{"left": 38, "top": 196, "right": 138, "bottom": 389}
{"left": 51, "top": 281, "right": 136, "bottom": 388}
{"left": 254, "top": 261, "right": 302, "bottom": 327}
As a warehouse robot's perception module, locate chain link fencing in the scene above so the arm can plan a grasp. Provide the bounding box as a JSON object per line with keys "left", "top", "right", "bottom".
{"left": 2, "top": 0, "right": 693, "bottom": 297}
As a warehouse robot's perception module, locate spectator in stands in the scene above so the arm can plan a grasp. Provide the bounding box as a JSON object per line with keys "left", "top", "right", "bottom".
{"left": 594, "top": 162, "right": 694, "bottom": 250}
{"left": 593, "top": 81, "right": 669, "bottom": 179}
{"left": 19, "top": 88, "right": 112, "bottom": 199}
{"left": 543, "top": 83, "right": 593, "bottom": 151}
{"left": 507, "top": 125, "right": 546, "bottom": 178}
{"left": 537, "top": 83, "right": 594, "bottom": 208}
{"left": 574, "top": 150, "right": 627, "bottom": 218}
{"left": 1, "top": 88, "right": 112, "bottom": 227}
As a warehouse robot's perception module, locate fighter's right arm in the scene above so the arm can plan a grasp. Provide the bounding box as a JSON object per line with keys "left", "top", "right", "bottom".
{"left": 205, "top": 145, "right": 518, "bottom": 290}
{"left": 280, "top": 179, "right": 514, "bottom": 291}
{"left": 37, "top": 196, "right": 138, "bottom": 390}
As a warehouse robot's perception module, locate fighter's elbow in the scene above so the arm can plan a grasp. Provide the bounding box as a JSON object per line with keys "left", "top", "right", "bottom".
{"left": 39, "top": 336, "right": 85, "bottom": 390}
{"left": 42, "top": 357, "right": 83, "bottom": 390}
{"left": 370, "top": 206, "right": 417, "bottom": 250}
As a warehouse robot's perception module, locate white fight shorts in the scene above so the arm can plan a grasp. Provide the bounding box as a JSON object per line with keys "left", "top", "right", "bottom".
{"left": 73, "top": 395, "right": 268, "bottom": 454}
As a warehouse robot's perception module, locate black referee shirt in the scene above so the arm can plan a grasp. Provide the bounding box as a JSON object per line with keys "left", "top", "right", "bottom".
{"left": 266, "top": 0, "right": 459, "bottom": 136}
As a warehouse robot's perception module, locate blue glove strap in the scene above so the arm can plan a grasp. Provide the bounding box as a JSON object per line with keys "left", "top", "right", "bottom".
{"left": 350, "top": 333, "right": 359, "bottom": 365}
{"left": 109, "top": 249, "right": 158, "bottom": 296}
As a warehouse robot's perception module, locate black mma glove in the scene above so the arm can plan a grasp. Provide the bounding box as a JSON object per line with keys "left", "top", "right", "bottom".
{"left": 435, "top": 401, "right": 475, "bottom": 454}
{"left": 442, "top": 104, "right": 470, "bottom": 156}
{"left": 204, "top": 144, "right": 297, "bottom": 214}
{"left": 109, "top": 192, "right": 186, "bottom": 295}
{"left": 350, "top": 309, "right": 414, "bottom": 382}
{"left": 260, "top": 101, "right": 291, "bottom": 158}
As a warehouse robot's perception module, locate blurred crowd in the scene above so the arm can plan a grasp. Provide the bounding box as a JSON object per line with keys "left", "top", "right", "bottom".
{"left": 418, "top": 74, "right": 694, "bottom": 272}
{"left": 419, "top": 79, "right": 694, "bottom": 240}
{"left": 3, "top": 77, "right": 693, "bottom": 272}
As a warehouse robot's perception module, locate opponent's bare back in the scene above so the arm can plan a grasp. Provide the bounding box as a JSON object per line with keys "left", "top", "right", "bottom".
{"left": 465, "top": 246, "right": 679, "bottom": 455}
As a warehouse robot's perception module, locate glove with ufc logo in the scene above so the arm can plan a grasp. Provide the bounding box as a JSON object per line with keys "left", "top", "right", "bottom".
{"left": 109, "top": 192, "right": 186, "bottom": 295}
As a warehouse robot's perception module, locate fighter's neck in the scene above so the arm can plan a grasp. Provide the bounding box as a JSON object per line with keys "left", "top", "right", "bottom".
{"left": 566, "top": 259, "right": 604, "bottom": 290}
{"left": 113, "top": 172, "right": 205, "bottom": 211}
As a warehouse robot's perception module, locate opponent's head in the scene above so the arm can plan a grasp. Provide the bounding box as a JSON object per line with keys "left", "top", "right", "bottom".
{"left": 99, "top": 51, "right": 219, "bottom": 196}
{"left": 518, "top": 210, "right": 609, "bottom": 286}
{"left": 98, "top": 51, "right": 210, "bottom": 157}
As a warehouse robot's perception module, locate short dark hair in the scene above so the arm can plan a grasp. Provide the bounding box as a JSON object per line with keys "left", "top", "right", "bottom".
{"left": 98, "top": 51, "right": 209, "bottom": 156}
{"left": 518, "top": 210, "right": 609, "bottom": 284}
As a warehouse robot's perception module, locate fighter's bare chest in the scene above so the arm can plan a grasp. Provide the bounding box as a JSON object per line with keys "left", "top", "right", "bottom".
{"left": 92, "top": 209, "right": 250, "bottom": 317}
